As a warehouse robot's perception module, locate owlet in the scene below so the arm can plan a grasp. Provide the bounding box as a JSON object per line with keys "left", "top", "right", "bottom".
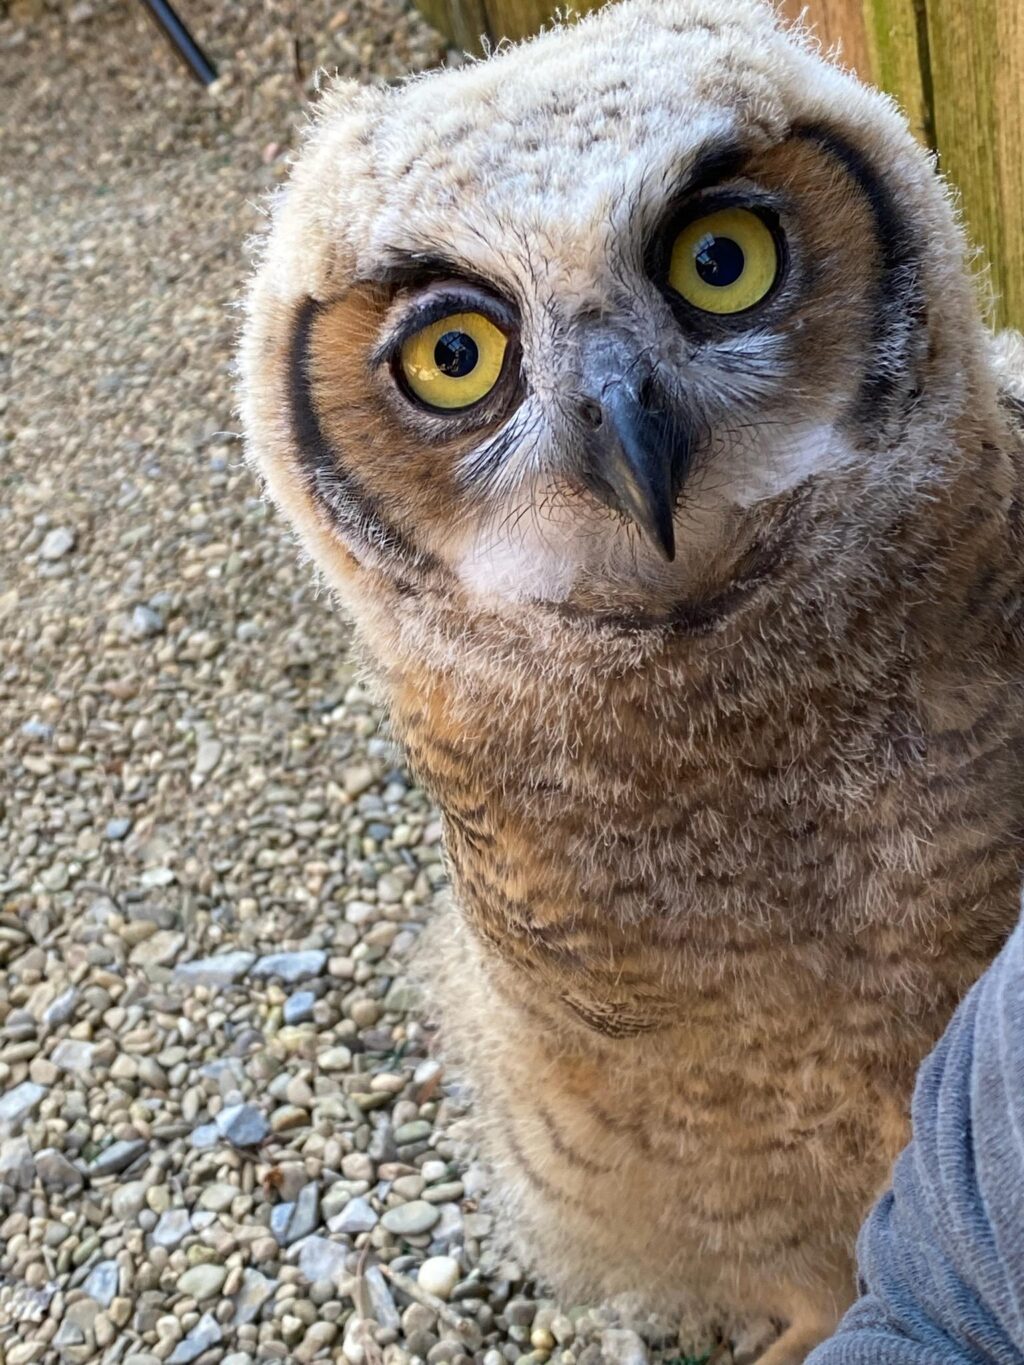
{"left": 239, "top": 2, "right": 1024, "bottom": 1360}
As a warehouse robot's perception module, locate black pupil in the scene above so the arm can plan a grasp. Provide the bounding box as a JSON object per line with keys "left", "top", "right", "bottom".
{"left": 694, "top": 235, "right": 745, "bottom": 288}
{"left": 435, "top": 330, "right": 479, "bottom": 378}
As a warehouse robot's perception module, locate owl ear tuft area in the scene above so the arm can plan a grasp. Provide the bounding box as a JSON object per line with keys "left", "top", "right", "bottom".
{"left": 313, "top": 74, "right": 389, "bottom": 124}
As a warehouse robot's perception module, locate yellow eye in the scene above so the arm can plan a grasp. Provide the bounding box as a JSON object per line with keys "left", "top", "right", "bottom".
{"left": 398, "top": 311, "right": 508, "bottom": 411}
{"left": 668, "top": 207, "right": 781, "bottom": 315}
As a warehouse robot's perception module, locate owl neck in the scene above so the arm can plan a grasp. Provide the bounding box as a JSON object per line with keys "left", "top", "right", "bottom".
{"left": 358, "top": 411, "right": 1024, "bottom": 1026}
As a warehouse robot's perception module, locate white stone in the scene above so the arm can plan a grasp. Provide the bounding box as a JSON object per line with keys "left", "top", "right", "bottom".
{"left": 51, "top": 1039, "right": 96, "bottom": 1076}
{"left": 192, "top": 739, "right": 223, "bottom": 779}
{"left": 40, "top": 526, "right": 75, "bottom": 560}
{"left": 416, "top": 1255, "right": 459, "bottom": 1301}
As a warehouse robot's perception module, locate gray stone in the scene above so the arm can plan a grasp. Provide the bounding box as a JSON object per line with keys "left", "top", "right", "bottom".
{"left": 53, "top": 1318, "right": 86, "bottom": 1349}
{"left": 51, "top": 1038, "right": 96, "bottom": 1076}
{"left": 83, "top": 1260, "right": 119, "bottom": 1308}
{"left": 56, "top": 1299, "right": 98, "bottom": 1346}
{"left": 393, "top": 1120, "right": 432, "bottom": 1145}
{"left": 274, "top": 1181, "right": 320, "bottom": 1245}
{"left": 251, "top": 951, "right": 327, "bottom": 984}
{"left": 86, "top": 897, "right": 119, "bottom": 925}
{"left": 283, "top": 990, "right": 316, "bottom": 1025}
{"left": 362, "top": 1264, "right": 400, "bottom": 1330}
{"left": 384, "top": 979, "right": 423, "bottom": 1013}
{"left": 89, "top": 1138, "right": 146, "bottom": 1176}
{"left": 152, "top": 1208, "right": 191, "bottom": 1250}
{"left": 130, "top": 604, "right": 164, "bottom": 638}
{"left": 42, "top": 988, "right": 78, "bottom": 1029}
{"left": 35, "top": 1146, "right": 82, "bottom": 1187}
{"left": 40, "top": 862, "right": 70, "bottom": 891}
{"left": 20, "top": 718, "right": 53, "bottom": 740}
{"left": 0, "top": 1136, "right": 34, "bottom": 1189}
{"left": 0, "top": 1080, "right": 46, "bottom": 1130}
{"left": 105, "top": 817, "right": 133, "bottom": 840}
{"left": 599, "top": 1330, "right": 649, "bottom": 1365}
{"left": 380, "top": 1200, "right": 440, "bottom": 1237}
{"left": 505, "top": 1300, "right": 537, "bottom": 1328}
{"left": 327, "top": 1194, "right": 379, "bottom": 1236}
{"left": 342, "top": 763, "right": 375, "bottom": 796}
{"left": 270, "top": 1201, "right": 295, "bottom": 1245}
{"left": 231, "top": 1268, "right": 276, "bottom": 1325}
{"left": 198, "top": 1182, "right": 237, "bottom": 1213}
{"left": 111, "top": 1180, "right": 149, "bottom": 1220}
{"left": 173, "top": 952, "right": 255, "bottom": 988}
{"left": 40, "top": 526, "right": 75, "bottom": 560}
{"left": 297, "top": 1236, "right": 348, "bottom": 1286}
{"left": 198, "top": 1057, "right": 243, "bottom": 1083}
{"left": 215, "top": 1103, "right": 269, "bottom": 1148}
{"left": 190, "top": 1123, "right": 219, "bottom": 1150}
{"left": 177, "top": 1264, "right": 227, "bottom": 1301}
{"left": 167, "top": 1312, "right": 222, "bottom": 1364}
{"left": 129, "top": 929, "right": 185, "bottom": 967}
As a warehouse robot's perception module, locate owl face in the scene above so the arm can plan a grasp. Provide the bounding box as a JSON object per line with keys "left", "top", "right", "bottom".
{"left": 243, "top": 0, "right": 978, "bottom": 626}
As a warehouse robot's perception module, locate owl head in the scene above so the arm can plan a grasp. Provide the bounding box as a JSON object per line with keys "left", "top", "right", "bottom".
{"left": 241, "top": 0, "right": 992, "bottom": 637}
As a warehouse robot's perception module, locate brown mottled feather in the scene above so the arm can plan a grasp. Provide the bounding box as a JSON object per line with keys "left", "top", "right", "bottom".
{"left": 239, "top": 4, "right": 1024, "bottom": 1359}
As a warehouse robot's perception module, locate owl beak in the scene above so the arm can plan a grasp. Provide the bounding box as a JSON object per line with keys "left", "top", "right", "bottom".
{"left": 581, "top": 379, "right": 684, "bottom": 562}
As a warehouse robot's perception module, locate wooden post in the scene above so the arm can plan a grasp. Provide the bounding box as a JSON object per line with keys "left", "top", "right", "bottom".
{"left": 778, "top": 0, "right": 872, "bottom": 81}
{"left": 414, "top": 0, "right": 488, "bottom": 53}
{"left": 861, "top": 0, "right": 932, "bottom": 147}
{"left": 416, "top": 0, "right": 600, "bottom": 47}
{"left": 925, "top": 0, "right": 1024, "bottom": 329}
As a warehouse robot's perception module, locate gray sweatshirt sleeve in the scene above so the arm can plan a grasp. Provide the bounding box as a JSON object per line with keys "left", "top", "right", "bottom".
{"left": 808, "top": 910, "right": 1024, "bottom": 1365}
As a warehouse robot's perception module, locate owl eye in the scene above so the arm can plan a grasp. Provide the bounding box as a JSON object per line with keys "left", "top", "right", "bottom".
{"left": 398, "top": 310, "right": 508, "bottom": 411}
{"left": 667, "top": 207, "right": 782, "bottom": 315}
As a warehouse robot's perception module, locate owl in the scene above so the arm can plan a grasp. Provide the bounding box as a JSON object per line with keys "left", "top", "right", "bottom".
{"left": 239, "top": 2, "right": 1024, "bottom": 1360}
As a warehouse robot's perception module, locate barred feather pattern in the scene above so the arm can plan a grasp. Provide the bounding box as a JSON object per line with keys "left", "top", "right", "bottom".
{"left": 379, "top": 407, "right": 1024, "bottom": 1350}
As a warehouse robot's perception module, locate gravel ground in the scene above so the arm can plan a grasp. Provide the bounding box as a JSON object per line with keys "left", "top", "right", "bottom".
{"left": 0, "top": 3, "right": 759, "bottom": 1363}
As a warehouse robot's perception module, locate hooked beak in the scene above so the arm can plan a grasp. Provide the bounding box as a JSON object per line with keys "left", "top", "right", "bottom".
{"left": 577, "top": 372, "right": 691, "bottom": 562}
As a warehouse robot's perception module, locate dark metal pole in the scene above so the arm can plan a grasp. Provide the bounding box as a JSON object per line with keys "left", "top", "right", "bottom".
{"left": 136, "top": 0, "right": 218, "bottom": 88}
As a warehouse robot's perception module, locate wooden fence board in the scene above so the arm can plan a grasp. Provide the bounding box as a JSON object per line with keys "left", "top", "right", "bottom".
{"left": 926, "top": 0, "right": 1023, "bottom": 328}
{"left": 414, "top": 0, "right": 488, "bottom": 50}
{"left": 484, "top": 0, "right": 600, "bottom": 43}
{"left": 778, "top": 0, "right": 872, "bottom": 80}
{"left": 862, "top": 0, "right": 932, "bottom": 146}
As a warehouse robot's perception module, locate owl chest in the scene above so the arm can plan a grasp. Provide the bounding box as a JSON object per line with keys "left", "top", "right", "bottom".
{"left": 435, "top": 755, "right": 1019, "bottom": 1041}
{"left": 394, "top": 650, "right": 1024, "bottom": 1032}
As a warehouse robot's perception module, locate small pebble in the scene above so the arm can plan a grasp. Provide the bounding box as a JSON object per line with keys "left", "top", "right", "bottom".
{"left": 40, "top": 526, "right": 76, "bottom": 560}
{"left": 380, "top": 1201, "right": 440, "bottom": 1237}
{"left": 417, "top": 1256, "right": 460, "bottom": 1301}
